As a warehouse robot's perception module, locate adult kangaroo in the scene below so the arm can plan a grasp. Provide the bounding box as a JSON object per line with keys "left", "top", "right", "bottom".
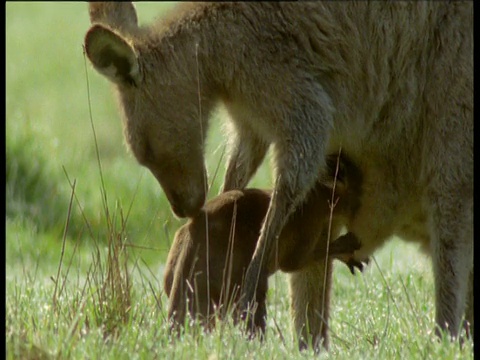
{"left": 84, "top": 2, "right": 473, "bottom": 351}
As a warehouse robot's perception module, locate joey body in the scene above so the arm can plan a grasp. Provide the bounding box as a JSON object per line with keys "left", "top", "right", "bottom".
{"left": 165, "top": 153, "right": 364, "bottom": 333}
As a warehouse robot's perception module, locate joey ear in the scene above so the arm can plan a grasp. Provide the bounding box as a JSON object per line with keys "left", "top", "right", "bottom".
{"left": 84, "top": 24, "right": 140, "bottom": 86}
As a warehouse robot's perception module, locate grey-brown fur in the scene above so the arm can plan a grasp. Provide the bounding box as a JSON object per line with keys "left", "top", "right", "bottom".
{"left": 84, "top": 2, "right": 473, "bottom": 351}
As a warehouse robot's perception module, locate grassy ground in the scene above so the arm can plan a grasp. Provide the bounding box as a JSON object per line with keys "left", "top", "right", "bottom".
{"left": 6, "top": 2, "right": 472, "bottom": 359}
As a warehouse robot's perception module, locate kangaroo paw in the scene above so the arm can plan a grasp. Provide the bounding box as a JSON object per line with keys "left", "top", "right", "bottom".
{"left": 330, "top": 232, "right": 362, "bottom": 255}
{"left": 328, "top": 233, "right": 371, "bottom": 275}
{"left": 346, "top": 257, "right": 370, "bottom": 275}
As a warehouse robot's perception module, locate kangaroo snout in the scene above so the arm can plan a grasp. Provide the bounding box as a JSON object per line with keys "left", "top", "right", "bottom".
{"left": 168, "top": 189, "right": 205, "bottom": 218}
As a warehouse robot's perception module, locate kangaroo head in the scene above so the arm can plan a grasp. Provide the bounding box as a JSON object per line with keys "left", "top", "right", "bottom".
{"left": 84, "top": 9, "right": 213, "bottom": 218}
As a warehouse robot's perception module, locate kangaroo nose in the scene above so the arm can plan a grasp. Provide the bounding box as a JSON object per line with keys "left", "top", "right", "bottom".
{"left": 169, "top": 191, "right": 205, "bottom": 218}
{"left": 171, "top": 203, "right": 187, "bottom": 218}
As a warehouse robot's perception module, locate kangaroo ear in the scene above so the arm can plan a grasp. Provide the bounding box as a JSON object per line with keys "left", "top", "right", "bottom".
{"left": 84, "top": 24, "right": 140, "bottom": 86}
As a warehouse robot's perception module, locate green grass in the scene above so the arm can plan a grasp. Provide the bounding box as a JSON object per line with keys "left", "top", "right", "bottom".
{"left": 6, "top": 2, "right": 472, "bottom": 359}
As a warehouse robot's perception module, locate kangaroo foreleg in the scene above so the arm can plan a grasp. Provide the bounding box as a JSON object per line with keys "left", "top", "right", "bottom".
{"left": 288, "top": 259, "right": 333, "bottom": 352}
